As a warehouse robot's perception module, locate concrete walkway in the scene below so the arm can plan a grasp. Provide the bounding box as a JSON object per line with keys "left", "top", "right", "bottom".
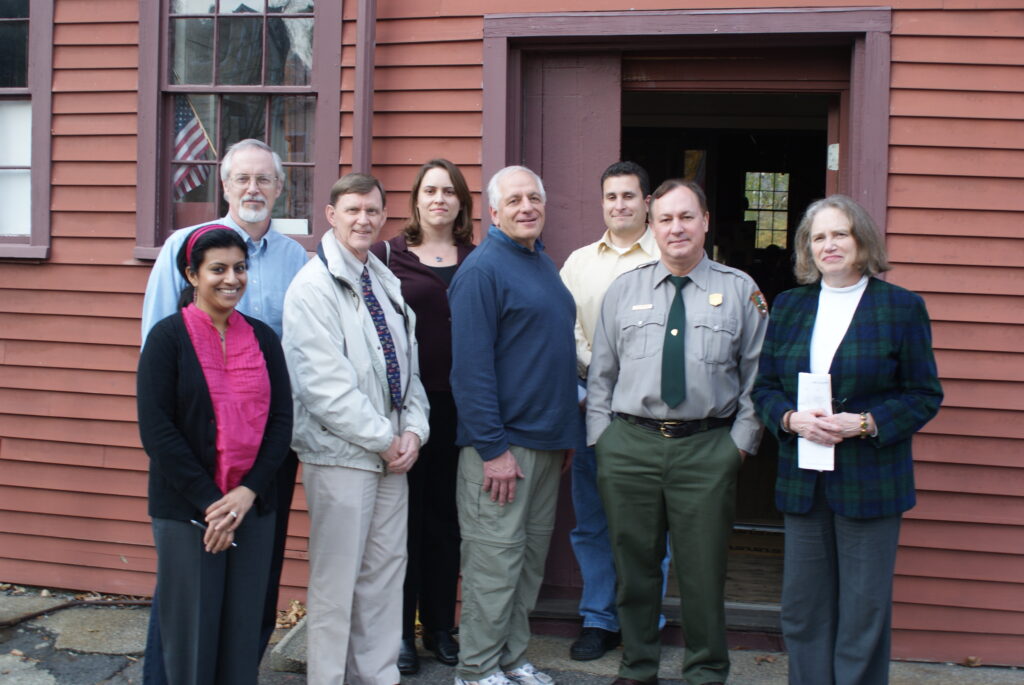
{"left": 1, "top": 593, "right": 1019, "bottom": 684}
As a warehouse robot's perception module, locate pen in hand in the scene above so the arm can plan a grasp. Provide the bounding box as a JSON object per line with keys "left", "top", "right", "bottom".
{"left": 189, "top": 519, "right": 238, "bottom": 548}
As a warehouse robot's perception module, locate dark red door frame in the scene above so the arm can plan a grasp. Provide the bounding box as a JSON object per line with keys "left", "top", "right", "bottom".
{"left": 482, "top": 7, "right": 892, "bottom": 231}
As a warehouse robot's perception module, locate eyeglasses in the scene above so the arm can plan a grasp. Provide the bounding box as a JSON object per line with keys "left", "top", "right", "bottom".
{"left": 229, "top": 174, "right": 278, "bottom": 189}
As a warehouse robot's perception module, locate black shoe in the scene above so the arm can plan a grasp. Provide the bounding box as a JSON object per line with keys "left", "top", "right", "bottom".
{"left": 422, "top": 629, "right": 459, "bottom": 665}
{"left": 398, "top": 638, "right": 420, "bottom": 675}
{"left": 570, "top": 627, "right": 621, "bottom": 661}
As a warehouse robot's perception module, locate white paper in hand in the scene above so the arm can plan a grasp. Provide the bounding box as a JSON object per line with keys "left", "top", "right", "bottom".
{"left": 797, "top": 372, "right": 834, "bottom": 471}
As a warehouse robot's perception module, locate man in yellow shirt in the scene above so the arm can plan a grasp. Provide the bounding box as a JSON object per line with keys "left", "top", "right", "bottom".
{"left": 559, "top": 161, "right": 661, "bottom": 660}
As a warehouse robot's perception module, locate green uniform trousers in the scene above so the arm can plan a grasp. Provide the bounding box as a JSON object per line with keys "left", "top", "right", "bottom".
{"left": 455, "top": 445, "right": 561, "bottom": 680}
{"left": 596, "top": 417, "right": 741, "bottom": 685}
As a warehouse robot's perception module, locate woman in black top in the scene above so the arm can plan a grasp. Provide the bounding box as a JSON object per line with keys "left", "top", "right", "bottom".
{"left": 372, "top": 159, "right": 474, "bottom": 673}
{"left": 137, "top": 226, "right": 292, "bottom": 685}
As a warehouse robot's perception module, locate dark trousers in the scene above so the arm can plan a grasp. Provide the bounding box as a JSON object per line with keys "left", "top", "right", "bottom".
{"left": 149, "top": 511, "right": 275, "bottom": 685}
{"left": 782, "top": 477, "right": 902, "bottom": 685}
{"left": 403, "top": 391, "right": 462, "bottom": 638}
{"left": 597, "top": 418, "right": 740, "bottom": 685}
{"left": 144, "top": 453, "right": 298, "bottom": 684}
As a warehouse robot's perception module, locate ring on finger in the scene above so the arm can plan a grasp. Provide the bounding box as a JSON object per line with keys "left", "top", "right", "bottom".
{"left": 228, "top": 511, "right": 238, "bottom": 519}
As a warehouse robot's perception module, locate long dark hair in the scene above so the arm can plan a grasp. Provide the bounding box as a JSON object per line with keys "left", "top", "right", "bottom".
{"left": 175, "top": 225, "right": 249, "bottom": 309}
{"left": 404, "top": 159, "right": 474, "bottom": 246}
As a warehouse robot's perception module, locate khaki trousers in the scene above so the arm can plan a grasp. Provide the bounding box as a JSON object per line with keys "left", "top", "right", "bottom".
{"left": 597, "top": 418, "right": 740, "bottom": 685}
{"left": 304, "top": 463, "right": 408, "bottom": 685}
{"left": 455, "top": 445, "right": 561, "bottom": 680}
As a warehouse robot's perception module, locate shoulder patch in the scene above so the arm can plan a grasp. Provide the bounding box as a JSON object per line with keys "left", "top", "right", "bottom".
{"left": 750, "top": 290, "right": 768, "bottom": 318}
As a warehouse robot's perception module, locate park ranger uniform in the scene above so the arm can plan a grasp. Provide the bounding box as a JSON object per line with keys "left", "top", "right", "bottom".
{"left": 586, "top": 254, "right": 768, "bottom": 685}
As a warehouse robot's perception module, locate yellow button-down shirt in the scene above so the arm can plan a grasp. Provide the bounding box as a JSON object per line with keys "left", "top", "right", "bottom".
{"left": 560, "top": 228, "right": 660, "bottom": 376}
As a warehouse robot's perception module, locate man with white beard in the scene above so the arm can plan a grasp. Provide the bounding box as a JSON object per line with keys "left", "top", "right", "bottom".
{"left": 139, "top": 138, "right": 308, "bottom": 684}
{"left": 141, "top": 138, "right": 308, "bottom": 342}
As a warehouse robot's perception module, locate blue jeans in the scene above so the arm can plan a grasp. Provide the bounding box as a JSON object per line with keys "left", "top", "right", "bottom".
{"left": 571, "top": 388, "right": 670, "bottom": 632}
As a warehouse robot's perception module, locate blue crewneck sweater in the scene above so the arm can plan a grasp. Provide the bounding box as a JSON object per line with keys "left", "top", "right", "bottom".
{"left": 449, "top": 227, "right": 577, "bottom": 460}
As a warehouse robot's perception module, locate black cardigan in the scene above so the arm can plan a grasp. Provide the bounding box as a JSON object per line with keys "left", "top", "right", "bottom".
{"left": 137, "top": 312, "right": 293, "bottom": 520}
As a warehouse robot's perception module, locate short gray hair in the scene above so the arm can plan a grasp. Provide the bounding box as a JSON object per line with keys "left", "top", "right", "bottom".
{"left": 486, "top": 165, "right": 546, "bottom": 211}
{"left": 793, "top": 194, "right": 891, "bottom": 285}
{"left": 220, "top": 139, "right": 285, "bottom": 184}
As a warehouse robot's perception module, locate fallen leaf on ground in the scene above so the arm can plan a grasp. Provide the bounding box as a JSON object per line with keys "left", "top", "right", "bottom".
{"left": 755, "top": 655, "right": 777, "bottom": 665}
{"left": 276, "top": 599, "right": 307, "bottom": 629}
{"left": 962, "top": 656, "right": 982, "bottom": 667}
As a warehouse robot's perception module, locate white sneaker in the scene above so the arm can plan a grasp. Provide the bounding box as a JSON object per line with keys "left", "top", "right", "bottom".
{"left": 505, "top": 663, "right": 555, "bottom": 685}
{"left": 456, "top": 673, "right": 515, "bottom": 685}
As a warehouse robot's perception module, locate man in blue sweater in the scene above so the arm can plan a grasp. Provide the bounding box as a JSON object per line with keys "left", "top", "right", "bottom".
{"left": 449, "top": 166, "right": 578, "bottom": 685}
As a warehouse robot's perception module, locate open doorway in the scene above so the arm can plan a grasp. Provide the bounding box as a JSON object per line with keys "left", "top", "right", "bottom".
{"left": 623, "top": 90, "right": 831, "bottom": 611}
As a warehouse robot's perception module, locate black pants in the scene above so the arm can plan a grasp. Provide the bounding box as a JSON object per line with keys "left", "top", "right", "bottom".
{"left": 403, "top": 391, "right": 462, "bottom": 638}
{"left": 144, "top": 452, "right": 297, "bottom": 683}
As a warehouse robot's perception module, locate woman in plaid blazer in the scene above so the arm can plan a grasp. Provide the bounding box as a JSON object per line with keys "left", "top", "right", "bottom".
{"left": 752, "top": 195, "right": 942, "bottom": 685}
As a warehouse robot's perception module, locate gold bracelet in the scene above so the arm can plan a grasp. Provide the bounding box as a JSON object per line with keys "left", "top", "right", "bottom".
{"left": 859, "top": 412, "right": 868, "bottom": 439}
{"left": 783, "top": 410, "right": 794, "bottom": 433}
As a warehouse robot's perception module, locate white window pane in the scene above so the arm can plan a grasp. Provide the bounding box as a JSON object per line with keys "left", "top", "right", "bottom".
{"left": 0, "top": 169, "right": 31, "bottom": 236}
{"left": 0, "top": 101, "right": 31, "bottom": 166}
{"left": 171, "top": 0, "right": 215, "bottom": 12}
{"left": 272, "top": 218, "right": 308, "bottom": 235}
{"left": 221, "top": 0, "right": 265, "bottom": 12}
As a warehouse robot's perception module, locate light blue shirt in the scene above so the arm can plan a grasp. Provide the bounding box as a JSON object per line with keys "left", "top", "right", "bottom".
{"left": 140, "top": 216, "right": 309, "bottom": 344}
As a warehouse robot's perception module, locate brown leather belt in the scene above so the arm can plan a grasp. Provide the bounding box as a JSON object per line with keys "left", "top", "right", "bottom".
{"left": 616, "top": 413, "right": 734, "bottom": 439}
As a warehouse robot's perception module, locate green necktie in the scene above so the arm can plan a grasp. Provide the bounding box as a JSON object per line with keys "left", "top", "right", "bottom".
{"left": 661, "top": 275, "right": 689, "bottom": 408}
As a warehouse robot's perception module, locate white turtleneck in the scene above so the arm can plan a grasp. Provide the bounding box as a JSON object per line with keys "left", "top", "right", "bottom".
{"left": 809, "top": 275, "right": 869, "bottom": 375}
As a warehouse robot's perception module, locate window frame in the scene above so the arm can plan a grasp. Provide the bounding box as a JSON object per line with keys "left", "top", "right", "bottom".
{"left": 0, "top": 0, "right": 53, "bottom": 260}
{"left": 134, "top": 0, "right": 341, "bottom": 259}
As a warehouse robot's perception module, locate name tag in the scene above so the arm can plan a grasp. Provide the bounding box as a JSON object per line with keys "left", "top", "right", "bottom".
{"left": 631, "top": 303, "right": 653, "bottom": 310}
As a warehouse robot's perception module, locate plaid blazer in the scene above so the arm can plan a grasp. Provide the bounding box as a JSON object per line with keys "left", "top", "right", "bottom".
{"left": 752, "top": 278, "right": 943, "bottom": 518}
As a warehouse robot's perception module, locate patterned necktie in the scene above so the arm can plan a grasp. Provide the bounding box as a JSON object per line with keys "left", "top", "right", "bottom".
{"left": 361, "top": 266, "right": 402, "bottom": 410}
{"left": 661, "top": 275, "right": 690, "bottom": 408}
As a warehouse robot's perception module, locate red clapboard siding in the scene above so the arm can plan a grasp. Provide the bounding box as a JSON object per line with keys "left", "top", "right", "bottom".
{"left": 888, "top": 207, "right": 1022, "bottom": 238}
{"left": 889, "top": 117, "right": 1024, "bottom": 149}
{"left": 933, "top": 350, "right": 1024, "bottom": 382}
{"left": 0, "top": 290, "right": 142, "bottom": 319}
{"left": 892, "top": 628, "right": 1022, "bottom": 665}
{"left": 895, "top": 603, "right": 1024, "bottom": 636}
{"left": 0, "top": 460, "right": 146, "bottom": 498}
{"left": 52, "top": 115, "right": 139, "bottom": 137}
{"left": 53, "top": 22, "right": 138, "bottom": 46}
{"left": 889, "top": 147, "right": 1024, "bottom": 179}
{"left": 915, "top": 434, "right": 1020, "bottom": 468}
{"left": 0, "top": 558, "right": 154, "bottom": 597}
{"left": 901, "top": 519, "right": 1024, "bottom": 554}
{"left": 0, "top": 365, "right": 136, "bottom": 396}
{"left": 892, "top": 62, "right": 1024, "bottom": 92}
{"left": 896, "top": 547, "right": 1024, "bottom": 585}
{"left": 922, "top": 293, "right": 1024, "bottom": 325}
{"left": 0, "top": 340, "right": 139, "bottom": 372}
{"left": 0, "top": 414, "right": 140, "bottom": 448}
{"left": 892, "top": 35, "right": 1024, "bottom": 66}
{"left": 0, "top": 262, "right": 147, "bottom": 293}
{"left": 54, "top": 0, "right": 139, "bottom": 23}
{"left": 1, "top": 438, "right": 145, "bottom": 471}
{"left": 914, "top": 460, "right": 1024, "bottom": 497}
{"left": 911, "top": 490, "right": 1024, "bottom": 527}
{"left": 53, "top": 45, "right": 138, "bottom": 69}
{"left": 0, "top": 510, "right": 152, "bottom": 547}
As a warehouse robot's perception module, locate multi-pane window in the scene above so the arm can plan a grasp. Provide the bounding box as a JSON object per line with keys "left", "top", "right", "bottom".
{"left": 166, "top": 0, "right": 316, "bottom": 235}
{"left": 744, "top": 171, "right": 790, "bottom": 249}
{"left": 0, "top": 1, "right": 30, "bottom": 238}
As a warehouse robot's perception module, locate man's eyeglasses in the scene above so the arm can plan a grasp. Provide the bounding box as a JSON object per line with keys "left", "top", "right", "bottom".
{"left": 229, "top": 175, "right": 278, "bottom": 189}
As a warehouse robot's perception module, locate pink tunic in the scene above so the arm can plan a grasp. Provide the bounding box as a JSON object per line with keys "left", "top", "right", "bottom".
{"left": 182, "top": 304, "right": 271, "bottom": 494}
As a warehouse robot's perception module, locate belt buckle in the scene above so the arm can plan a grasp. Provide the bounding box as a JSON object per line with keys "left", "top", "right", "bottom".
{"left": 659, "top": 420, "right": 682, "bottom": 438}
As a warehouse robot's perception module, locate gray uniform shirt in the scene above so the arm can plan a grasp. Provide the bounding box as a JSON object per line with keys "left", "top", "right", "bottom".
{"left": 586, "top": 256, "right": 768, "bottom": 454}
